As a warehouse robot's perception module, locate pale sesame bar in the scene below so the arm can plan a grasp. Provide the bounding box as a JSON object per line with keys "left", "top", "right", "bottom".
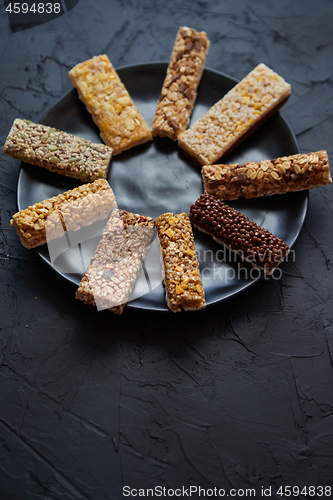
{"left": 190, "top": 194, "right": 289, "bottom": 274}
{"left": 10, "top": 179, "right": 116, "bottom": 249}
{"left": 75, "top": 210, "right": 156, "bottom": 314}
{"left": 69, "top": 54, "right": 152, "bottom": 155}
{"left": 178, "top": 63, "right": 291, "bottom": 165}
{"left": 202, "top": 151, "right": 331, "bottom": 200}
{"left": 156, "top": 212, "right": 206, "bottom": 312}
{"left": 3, "top": 118, "right": 113, "bottom": 182}
{"left": 151, "top": 26, "right": 210, "bottom": 140}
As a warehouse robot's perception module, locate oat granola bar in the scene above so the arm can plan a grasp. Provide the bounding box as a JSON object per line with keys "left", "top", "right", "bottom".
{"left": 10, "top": 179, "right": 116, "bottom": 249}
{"left": 151, "top": 26, "right": 210, "bottom": 141}
{"left": 156, "top": 212, "right": 206, "bottom": 312}
{"left": 69, "top": 54, "right": 152, "bottom": 155}
{"left": 3, "top": 119, "right": 113, "bottom": 182}
{"left": 202, "top": 150, "right": 331, "bottom": 200}
{"left": 76, "top": 210, "right": 156, "bottom": 314}
{"left": 178, "top": 63, "right": 291, "bottom": 165}
{"left": 190, "top": 194, "right": 289, "bottom": 274}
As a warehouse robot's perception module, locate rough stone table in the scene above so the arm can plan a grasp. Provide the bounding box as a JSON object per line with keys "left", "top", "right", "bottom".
{"left": 1, "top": 1, "right": 333, "bottom": 499}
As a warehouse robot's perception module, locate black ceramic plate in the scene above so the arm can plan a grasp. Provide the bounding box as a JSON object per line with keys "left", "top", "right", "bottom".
{"left": 17, "top": 62, "right": 308, "bottom": 312}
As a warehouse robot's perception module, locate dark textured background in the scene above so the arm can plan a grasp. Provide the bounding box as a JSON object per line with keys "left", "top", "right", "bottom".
{"left": 1, "top": 1, "right": 333, "bottom": 499}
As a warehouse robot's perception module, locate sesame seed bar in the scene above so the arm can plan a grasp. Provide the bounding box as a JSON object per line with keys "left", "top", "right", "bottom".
{"left": 178, "top": 63, "right": 291, "bottom": 165}
{"left": 69, "top": 54, "right": 152, "bottom": 155}
{"left": 76, "top": 210, "right": 156, "bottom": 314}
{"left": 190, "top": 194, "right": 289, "bottom": 274}
{"left": 156, "top": 212, "right": 206, "bottom": 312}
{"left": 10, "top": 179, "right": 116, "bottom": 249}
{"left": 202, "top": 150, "right": 331, "bottom": 200}
{"left": 3, "top": 119, "right": 113, "bottom": 182}
{"left": 151, "top": 26, "right": 210, "bottom": 141}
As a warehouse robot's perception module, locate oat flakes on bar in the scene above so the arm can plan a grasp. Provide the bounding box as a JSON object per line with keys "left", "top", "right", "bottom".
{"left": 151, "top": 26, "right": 210, "bottom": 141}
{"left": 69, "top": 55, "right": 152, "bottom": 155}
{"left": 178, "top": 63, "right": 291, "bottom": 165}
{"left": 202, "top": 150, "right": 331, "bottom": 200}
{"left": 3, "top": 119, "right": 113, "bottom": 182}
{"left": 156, "top": 212, "right": 206, "bottom": 312}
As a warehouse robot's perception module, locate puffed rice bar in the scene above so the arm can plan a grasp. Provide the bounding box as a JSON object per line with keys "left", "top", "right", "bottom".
{"left": 69, "top": 55, "right": 152, "bottom": 155}
{"left": 3, "top": 119, "right": 113, "bottom": 182}
{"left": 178, "top": 63, "right": 291, "bottom": 165}
{"left": 76, "top": 210, "right": 156, "bottom": 314}
{"left": 151, "top": 26, "right": 210, "bottom": 140}
{"left": 10, "top": 179, "right": 116, "bottom": 249}
{"left": 190, "top": 194, "right": 289, "bottom": 274}
{"left": 202, "top": 150, "right": 331, "bottom": 200}
{"left": 156, "top": 212, "right": 206, "bottom": 312}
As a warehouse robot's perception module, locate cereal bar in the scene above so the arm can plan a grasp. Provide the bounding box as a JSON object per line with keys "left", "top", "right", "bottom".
{"left": 69, "top": 55, "right": 152, "bottom": 155}
{"left": 10, "top": 179, "right": 116, "bottom": 249}
{"left": 178, "top": 63, "right": 291, "bottom": 165}
{"left": 156, "top": 212, "right": 206, "bottom": 312}
{"left": 76, "top": 210, "right": 156, "bottom": 314}
{"left": 151, "top": 26, "right": 210, "bottom": 140}
{"left": 202, "top": 150, "right": 331, "bottom": 200}
{"left": 190, "top": 194, "right": 289, "bottom": 274}
{"left": 3, "top": 119, "right": 113, "bottom": 182}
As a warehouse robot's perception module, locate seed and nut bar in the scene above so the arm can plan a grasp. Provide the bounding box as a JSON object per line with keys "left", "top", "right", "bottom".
{"left": 203, "top": 150, "right": 331, "bottom": 200}
{"left": 178, "top": 63, "right": 291, "bottom": 165}
{"left": 151, "top": 26, "right": 210, "bottom": 141}
{"left": 76, "top": 210, "right": 156, "bottom": 314}
{"left": 69, "top": 54, "right": 152, "bottom": 155}
{"left": 3, "top": 119, "right": 113, "bottom": 182}
{"left": 190, "top": 194, "right": 289, "bottom": 274}
{"left": 156, "top": 212, "right": 206, "bottom": 312}
{"left": 10, "top": 179, "right": 116, "bottom": 249}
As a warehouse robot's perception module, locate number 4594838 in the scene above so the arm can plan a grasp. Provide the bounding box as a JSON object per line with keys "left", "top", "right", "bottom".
{"left": 6, "top": 3, "right": 61, "bottom": 14}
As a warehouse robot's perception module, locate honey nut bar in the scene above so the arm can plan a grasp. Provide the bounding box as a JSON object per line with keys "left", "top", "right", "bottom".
{"left": 3, "top": 119, "right": 113, "bottom": 182}
{"left": 151, "top": 26, "right": 210, "bottom": 141}
{"left": 76, "top": 210, "right": 156, "bottom": 314}
{"left": 178, "top": 63, "right": 291, "bottom": 165}
{"left": 156, "top": 212, "right": 206, "bottom": 312}
{"left": 10, "top": 179, "right": 116, "bottom": 249}
{"left": 189, "top": 194, "right": 289, "bottom": 274}
{"left": 202, "top": 150, "right": 332, "bottom": 200}
{"left": 69, "top": 54, "right": 152, "bottom": 155}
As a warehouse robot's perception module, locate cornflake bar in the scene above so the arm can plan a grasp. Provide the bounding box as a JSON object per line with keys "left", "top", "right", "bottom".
{"left": 202, "top": 150, "right": 331, "bottom": 200}
{"left": 3, "top": 119, "right": 113, "bottom": 182}
{"left": 69, "top": 55, "right": 152, "bottom": 155}
{"left": 156, "top": 212, "right": 206, "bottom": 312}
{"left": 190, "top": 194, "right": 289, "bottom": 274}
{"left": 10, "top": 179, "right": 116, "bottom": 249}
{"left": 151, "top": 26, "right": 210, "bottom": 140}
{"left": 178, "top": 63, "right": 291, "bottom": 165}
{"left": 76, "top": 210, "right": 156, "bottom": 314}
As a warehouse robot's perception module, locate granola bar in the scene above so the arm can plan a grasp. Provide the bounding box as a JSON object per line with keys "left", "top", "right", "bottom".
{"left": 10, "top": 179, "right": 116, "bottom": 249}
{"left": 75, "top": 210, "right": 156, "bottom": 314}
{"left": 156, "top": 212, "right": 206, "bottom": 312}
{"left": 151, "top": 26, "right": 210, "bottom": 140}
{"left": 202, "top": 150, "right": 331, "bottom": 200}
{"left": 3, "top": 118, "right": 113, "bottom": 182}
{"left": 69, "top": 54, "right": 152, "bottom": 155}
{"left": 189, "top": 194, "right": 289, "bottom": 274}
{"left": 178, "top": 63, "right": 291, "bottom": 165}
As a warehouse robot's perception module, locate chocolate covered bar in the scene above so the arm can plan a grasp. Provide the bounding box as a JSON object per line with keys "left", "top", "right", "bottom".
{"left": 156, "top": 212, "right": 206, "bottom": 312}
{"left": 3, "top": 119, "right": 113, "bottom": 182}
{"left": 189, "top": 194, "right": 289, "bottom": 274}
{"left": 151, "top": 26, "right": 210, "bottom": 140}
{"left": 202, "top": 151, "right": 331, "bottom": 200}
{"left": 69, "top": 54, "right": 152, "bottom": 155}
{"left": 178, "top": 63, "right": 291, "bottom": 165}
{"left": 76, "top": 210, "right": 155, "bottom": 314}
{"left": 10, "top": 179, "right": 116, "bottom": 249}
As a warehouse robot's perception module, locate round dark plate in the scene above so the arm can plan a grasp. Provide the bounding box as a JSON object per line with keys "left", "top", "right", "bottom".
{"left": 17, "top": 62, "right": 308, "bottom": 312}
